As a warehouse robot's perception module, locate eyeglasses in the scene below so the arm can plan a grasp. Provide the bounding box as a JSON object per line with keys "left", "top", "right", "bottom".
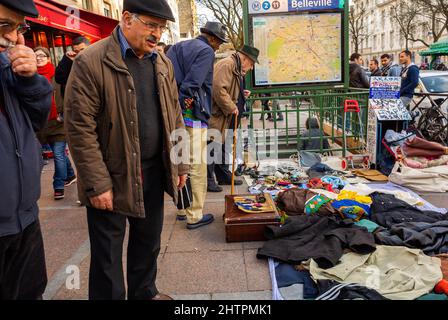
{"left": 132, "top": 15, "right": 169, "bottom": 33}
{"left": 36, "top": 54, "right": 48, "bottom": 59}
{"left": 0, "top": 21, "right": 30, "bottom": 35}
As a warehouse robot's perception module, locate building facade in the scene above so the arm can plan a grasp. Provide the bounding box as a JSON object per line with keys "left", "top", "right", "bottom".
{"left": 178, "top": 0, "right": 199, "bottom": 40}
{"left": 55, "top": 0, "right": 123, "bottom": 20}
{"left": 350, "top": 0, "right": 447, "bottom": 67}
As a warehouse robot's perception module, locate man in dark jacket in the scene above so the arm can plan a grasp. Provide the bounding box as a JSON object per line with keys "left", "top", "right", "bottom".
{"left": 349, "top": 53, "right": 370, "bottom": 88}
{"left": 0, "top": 0, "right": 53, "bottom": 299}
{"left": 167, "top": 21, "right": 227, "bottom": 227}
{"left": 54, "top": 36, "right": 90, "bottom": 98}
{"left": 299, "top": 117, "right": 330, "bottom": 152}
{"left": 399, "top": 50, "right": 420, "bottom": 109}
{"left": 369, "top": 58, "right": 382, "bottom": 77}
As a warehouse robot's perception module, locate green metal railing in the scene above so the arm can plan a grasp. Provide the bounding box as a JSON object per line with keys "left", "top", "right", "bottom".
{"left": 241, "top": 89, "right": 370, "bottom": 158}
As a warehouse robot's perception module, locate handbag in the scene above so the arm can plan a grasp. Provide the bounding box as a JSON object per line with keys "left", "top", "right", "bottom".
{"left": 389, "top": 162, "right": 448, "bottom": 192}
{"left": 176, "top": 176, "right": 193, "bottom": 210}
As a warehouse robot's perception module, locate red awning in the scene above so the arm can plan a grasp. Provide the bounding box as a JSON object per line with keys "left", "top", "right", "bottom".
{"left": 28, "top": 0, "right": 118, "bottom": 42}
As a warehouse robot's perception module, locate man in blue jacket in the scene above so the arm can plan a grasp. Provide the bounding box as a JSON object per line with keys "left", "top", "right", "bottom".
{"left": 0, "top": 0, "right": 53, "bottom": 299}
{"left": 399, "top": 50, "right": 420, "bottom": 109}
{"left": 167, "top": 21, "right": 228, "bottom": 229}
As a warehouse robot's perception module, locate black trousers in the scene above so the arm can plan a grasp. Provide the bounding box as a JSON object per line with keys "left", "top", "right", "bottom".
{"left": 207, "top": 141, "right": 233, "bottom": 186}
{"left": 0, "top": 220, "right": 47, "bottom": 300}
{"left": 87, "top": 160, "right": 165, "bottom": 300}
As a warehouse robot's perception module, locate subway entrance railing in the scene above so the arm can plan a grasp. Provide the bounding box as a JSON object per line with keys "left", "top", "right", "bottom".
{"left": 239, "top": 89, "right": 370, "bottom": 160}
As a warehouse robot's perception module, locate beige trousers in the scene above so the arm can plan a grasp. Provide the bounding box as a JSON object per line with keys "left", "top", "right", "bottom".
{"left": 178, "top": 127, "right": 208, "bottom": 224}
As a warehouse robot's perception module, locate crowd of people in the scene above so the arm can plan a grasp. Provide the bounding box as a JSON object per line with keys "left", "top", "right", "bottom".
{"left": 349, "top": 51, "right": 420, "bottom": 109}
{"left": 0, "top": 0, "right": 261, "bottom": 300}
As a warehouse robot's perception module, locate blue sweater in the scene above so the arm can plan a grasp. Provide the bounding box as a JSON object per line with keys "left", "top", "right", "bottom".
{"left": 400, "top": 64, "right": 419, "bottom": 98}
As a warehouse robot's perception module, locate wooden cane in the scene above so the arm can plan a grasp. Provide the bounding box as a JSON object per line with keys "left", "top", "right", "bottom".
{"left": 231, "top": 113, "right": 238, "bottom": 195}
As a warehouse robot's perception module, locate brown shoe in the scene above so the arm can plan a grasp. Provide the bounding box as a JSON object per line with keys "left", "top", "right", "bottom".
{"left": 151, "top": 293, "right": 173, "bottom": 300}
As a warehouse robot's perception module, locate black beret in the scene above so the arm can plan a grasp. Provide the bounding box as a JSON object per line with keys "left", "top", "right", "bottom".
{"left": 0, "top": 0, "right": 39, "bottom": 18}
{"left": 123, "top": 0, "right": 175, "bottom": 22}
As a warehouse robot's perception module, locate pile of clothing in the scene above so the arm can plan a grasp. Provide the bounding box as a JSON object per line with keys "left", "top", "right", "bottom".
{"left": 258, "top": 182, "right": 448, "bottom": 300}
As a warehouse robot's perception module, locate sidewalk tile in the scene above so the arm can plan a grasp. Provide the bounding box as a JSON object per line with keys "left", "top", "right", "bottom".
{"left": 157, "top": 251, "right": 247, "bottom": 295}
{"left": 244, "top": 249, "right": 271, "bottom": 292}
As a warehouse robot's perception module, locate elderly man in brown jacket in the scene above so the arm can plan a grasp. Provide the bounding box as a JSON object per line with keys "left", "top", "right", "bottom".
{"left": 64, "top": 0, "right": 188, "bottom": 300}
{"left": 207, "top": 45, "right": 259, "bottom": 188}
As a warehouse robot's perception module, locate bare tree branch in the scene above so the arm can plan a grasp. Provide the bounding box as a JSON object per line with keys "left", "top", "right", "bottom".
{"left": 197, "top": 0, "right": 243, "bottom": 49}
{"left": 349, "top": 3, "right": 368, "bottom": 53}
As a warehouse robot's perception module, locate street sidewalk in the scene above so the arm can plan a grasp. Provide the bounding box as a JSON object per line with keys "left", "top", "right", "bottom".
{"left": 38, "top": 161, "right": 448, "bottom": 300}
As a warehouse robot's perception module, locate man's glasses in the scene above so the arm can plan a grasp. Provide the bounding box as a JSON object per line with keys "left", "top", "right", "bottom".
{"left": 0, "top": 21, "right": 30, "bottom": 35}
{"left": 132, "top": 15, "right": 169, "bottom": 34}
{"left": 36, "top": 54, "right": 48, "bottom": 59}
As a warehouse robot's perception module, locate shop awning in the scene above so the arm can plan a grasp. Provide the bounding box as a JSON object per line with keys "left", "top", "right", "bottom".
{"left": 420, "top": 38, "right": 448, "bottom": 56}
{"left": 28, "top": 0, "right": 118, "bottom": 42}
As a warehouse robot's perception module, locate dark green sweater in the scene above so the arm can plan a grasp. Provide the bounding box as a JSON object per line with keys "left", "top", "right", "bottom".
{"left": 124, "top": 53, "right": 163, "bottom": 163}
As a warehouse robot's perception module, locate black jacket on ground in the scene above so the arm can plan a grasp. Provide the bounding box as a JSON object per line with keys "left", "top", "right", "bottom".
{"left": 349, "top": 63, "right": 370, "bottom": 88}
{"left": 256, "top": 215, "right": 376, "bottom": 269}
{"left": 375, "top": 220, "right": 448, "bottom": 255}
{"left": 54, "top": 55, "right": 73, "bottom": 97}
{"left": 370, "top": 193, "right": 447, "bottom": 229}
{"left": 0, "top": 52, "right": 53, "bottom": 237}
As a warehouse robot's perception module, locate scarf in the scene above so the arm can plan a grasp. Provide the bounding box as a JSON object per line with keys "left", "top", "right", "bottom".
{"left": 37, "top": 62, "right": 58, "bottom": 121}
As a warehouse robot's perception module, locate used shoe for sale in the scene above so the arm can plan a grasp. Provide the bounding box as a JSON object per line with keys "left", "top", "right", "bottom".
{"left": 219, "top": 179, "right": 243, "bottom": 186}
{"left": 54, "top": 189, "right": 64, "bottom": 200}
{"left": 65, "top": 175, "right": 77, "bottom": 186}
{"left": 187, "top": 214, "right": 214, "bottom": 230}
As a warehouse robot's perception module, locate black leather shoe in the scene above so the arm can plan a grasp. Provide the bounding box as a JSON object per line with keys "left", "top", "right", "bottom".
{"left": 207, "top": 185, "right": 223, "bottom": 192}
{"left": 218, "top": 179, "right": 243, "bottom": 186}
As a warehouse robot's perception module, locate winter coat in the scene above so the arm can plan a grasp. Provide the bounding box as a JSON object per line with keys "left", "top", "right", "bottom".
{"left": 0, "top": 52, "right": 52, "bottom": 237}
{"left": 349, "top": 63, "right": 370, "bottom": 88}
{"left": 209, "top": 53, "right": 242, "bottom": 143}
{"left": 166, "top": 35, "right": 214, "bottom": 124}
{"left": 64, "top": 27, "right": 189, "bottom": 218}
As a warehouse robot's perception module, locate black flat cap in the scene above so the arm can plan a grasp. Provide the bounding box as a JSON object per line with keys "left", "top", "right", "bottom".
{"left": 200, "top": 21, "right": 228, "bottom": 43}
{"left": 0, "top": 0, "right": 39, "bottom": 18}
{"left": 123, "top": 0, "right": 175, "bottom": 22}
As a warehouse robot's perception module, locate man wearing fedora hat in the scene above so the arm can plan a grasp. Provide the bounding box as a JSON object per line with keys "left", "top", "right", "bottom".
{"left": 208, "top": 45, "right": 259, "bottom": 187}
{"left": 0, "top": 0, "right": 53, "bottom": 299}
{"left": 64, "top": 0, "right": 189, "bottom": 300}
{"left": 166, "top": 21, "right": 227, "bottom": 228}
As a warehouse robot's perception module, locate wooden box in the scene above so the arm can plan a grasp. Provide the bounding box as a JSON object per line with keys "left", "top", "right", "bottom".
{"left": 224, "top": 193, "right": 281, "bottom": 243}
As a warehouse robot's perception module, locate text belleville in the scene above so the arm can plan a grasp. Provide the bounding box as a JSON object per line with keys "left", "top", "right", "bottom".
{"left": 291, "top": 0, "right": 333, "bottom": 9}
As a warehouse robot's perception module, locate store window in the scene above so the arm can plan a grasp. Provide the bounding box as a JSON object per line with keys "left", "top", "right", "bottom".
{"left": 82, "top": 0, "right": 93, "bottom": 11}
{"left": 104, "top": 2, "right": 112, "bottom": 18}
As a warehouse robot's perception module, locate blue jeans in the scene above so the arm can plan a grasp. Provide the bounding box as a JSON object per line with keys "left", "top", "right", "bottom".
{"left": 49, "top": 142, "right": 75, "bottom": 190}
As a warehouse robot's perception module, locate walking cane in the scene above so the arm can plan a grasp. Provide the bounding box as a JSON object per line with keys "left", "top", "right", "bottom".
{"left": 231, "top": 113, "right": 238, "bottom": 195}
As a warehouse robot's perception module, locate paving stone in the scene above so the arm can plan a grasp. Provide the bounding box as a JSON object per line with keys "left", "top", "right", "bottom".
{"left": 166, "top": 222, "right": 243, "bottom": 253}
{"left": 244, "top": 250, "right": 271, "bottom": 292}
{"left": 157, "top": 251, "right": 247, "bottom": 295}
{"left": 211, "top": 291, "right": 272, "bottom": 300}
{"left": 171, "top": 294, "right": 212, "bottom": 300}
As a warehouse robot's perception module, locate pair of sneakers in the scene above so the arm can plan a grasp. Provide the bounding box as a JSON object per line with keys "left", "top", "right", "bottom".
{"left": 54, "top": 175, "right": 77, "bottom": 200}
{"left": 177, "top": 213, "right": 214, "bottom": 229}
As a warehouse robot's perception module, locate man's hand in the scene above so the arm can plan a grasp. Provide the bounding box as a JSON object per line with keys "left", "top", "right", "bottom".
{"left": 66, "top": 51, "right": 78, "bottom": 60}
{"left": 89, "top": 189, "right": 114, "bottom": 211}
{"left": 8, "top": 34, "right": 37, "bottom": 77}
{"left": 244, "top": 90, "right": 251, "bottom": 99}
{"left": 177, "top": 175, "right": 187, "bottom": 190}
{"left": 233, "top": 108, "right": 239, "bottom": 116}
